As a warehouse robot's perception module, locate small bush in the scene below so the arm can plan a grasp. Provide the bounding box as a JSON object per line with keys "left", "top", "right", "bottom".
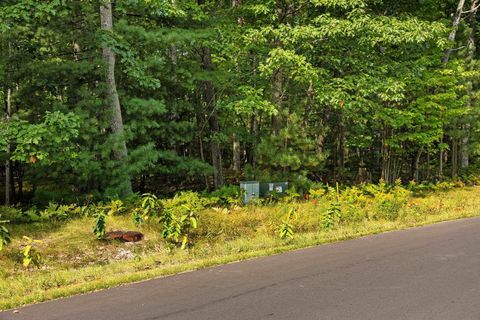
{"left": 92, "top": 211, "right": 107, "bottom": 240}
{"left": 160, "top": 191, "right": 207, "bottom": 248}
{"left": 0, "top": 206, "right": 40, "bottom": 223}
{"left": 322, "top": 201, "right": 342, "bottom": 229}
{"left": 22, "top": 236, "right": 42, "bottom": 268}
{"left": 40, "top": 202, "right": 81, "bottom": 221}
{"left": 208, "top": 185, "right": 242, "bottom": 207}
{"left": 370, "top": 184, "right": 411, "bottom": 221}
{"left": 278, "top": 207, "right": 297, "bottom": 240}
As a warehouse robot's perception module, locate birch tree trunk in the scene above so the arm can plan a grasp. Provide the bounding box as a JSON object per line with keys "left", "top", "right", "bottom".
{"left": 439, "top": 0, "right": 466, "bottom": 179}
{"left": 461, "top": 0, "right": 478, "bottom": 169}
{"left": 443, "top": 0, "right": 467, "bottom": 63}
{"left": 100, "top": 1, "right": 132, "bottom": 197}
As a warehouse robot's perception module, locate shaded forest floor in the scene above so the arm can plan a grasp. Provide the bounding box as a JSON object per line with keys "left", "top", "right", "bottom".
{"left": 2, "top": 186, "right": 480, "bottom": 310}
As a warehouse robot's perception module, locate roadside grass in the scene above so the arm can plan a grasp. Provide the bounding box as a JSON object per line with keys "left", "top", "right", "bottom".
{"left": 1, "top": 186, "right": 480, "bottom": 310}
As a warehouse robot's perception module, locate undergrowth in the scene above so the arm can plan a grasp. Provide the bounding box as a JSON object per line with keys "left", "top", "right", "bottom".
{"left": 1, "top": 180, "right": 480, "bottom": 310}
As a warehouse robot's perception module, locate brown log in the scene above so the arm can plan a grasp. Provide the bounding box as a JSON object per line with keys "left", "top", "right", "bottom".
{"left": 105, "top": 230, "right": 144, "bottom": 242}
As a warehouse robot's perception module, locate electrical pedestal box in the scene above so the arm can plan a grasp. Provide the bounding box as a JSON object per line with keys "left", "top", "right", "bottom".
{"left": 240, "top": 181, "right": 260, "bottom": 204}
{"left": 240, "top": 181, "right": 289, "bottom": 204}
{"left": 259, "top": 182, "right": 289, "bottom": 197}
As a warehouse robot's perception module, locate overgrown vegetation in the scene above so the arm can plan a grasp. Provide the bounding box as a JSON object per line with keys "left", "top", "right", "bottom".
{"left": 2, "top": 181, "right": 480, "bottom": 310}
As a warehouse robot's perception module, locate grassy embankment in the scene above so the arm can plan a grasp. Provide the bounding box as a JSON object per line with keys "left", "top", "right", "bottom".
{"left": 1, "top": 185, "right": 480, "bottom": 310}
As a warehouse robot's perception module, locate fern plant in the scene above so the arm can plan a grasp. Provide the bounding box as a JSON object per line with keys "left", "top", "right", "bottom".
{"left": 40, "top": 202, "right": 79, "bottom": 221}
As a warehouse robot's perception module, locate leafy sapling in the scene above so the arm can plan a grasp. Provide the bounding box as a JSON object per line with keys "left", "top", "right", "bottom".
{"left": 322, "top": 183, "right": 342, "bottom": 230}
{"left": 278, "top": 207, "right": 298, "bottom": 240}
{"left": 22, "top": 236, "right": 42, "bottom": 268}
{"left": 93, "top": 211, "right": 107, "bottom": 239}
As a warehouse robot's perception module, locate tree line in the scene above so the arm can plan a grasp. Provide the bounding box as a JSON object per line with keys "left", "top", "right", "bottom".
{"left": 0, "top": 0, "right": 479, "bottom": 205}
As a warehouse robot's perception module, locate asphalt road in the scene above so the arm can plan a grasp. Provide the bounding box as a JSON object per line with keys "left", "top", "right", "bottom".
{"left": 2, "top": 217, "right": 480, "bottom": 320}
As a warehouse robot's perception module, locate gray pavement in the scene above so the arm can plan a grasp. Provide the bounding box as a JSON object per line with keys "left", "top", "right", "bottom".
{"left": 2, "top": 217, "right": 480, "bottom": 320}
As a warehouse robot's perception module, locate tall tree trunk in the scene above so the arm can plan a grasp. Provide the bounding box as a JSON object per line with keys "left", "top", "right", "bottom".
{"left": 443, "top": 0, "right": 467, "bottom": 63}
{"left": 247, "top": 115, "right": 258, "bottom": 166}
{"left": 451, "top": 138, "right": 458, "bottom": 177}
{"left": 461, "top": 126, "right": 470, "bottom": 169}
{"left": 414, "top": 147, "right": 423, "bottom": 182}
{"left": 232, "top": 0, "right": 244, "bottom": 24}
{"left": 271, "top": 1, "right": 285, "bottom": 135}
{"left": 461, "top": 0, "right": 478, "bottom": 169}
{"left": 204, "top": 72, "right": 224, "bottom": 189}
{"left": 441, "top": 0, "right": 465, "bottom": 179}
{"left": 337, "top": 114, "right": 345, "bottom": 177}
{"left": 271, "top": 67, "right": 283, "bottom": 134}
{"left": 439, "top": 135, "right": 445, "bottom": 180}
{"left": 16, "top": 162, "right": 23, "bottom": 202}
{"left": 196, "top": 0, "right": 224, "bottom": 189}
{"left": 231, "top": 0, "right": 243, "bottom": 176}
{"left": 426, "top": 152, "right": 431, "bottom": 180}
{"left": 381, "top": 126, "right": 394, "bottom": 184}
{"left": 4, "top": 87, "right": 11, "bottom": 205}
{"left": 232, "top": 133, "right": 241, "bottom": 174}
{"left": 194, "top": 86, "right": 210, "bottom": 190}
{"left": 100, "top": 1, "right": 132, "bottom": 197}
{"left": 247, "top": 51, "right": 259, "bottom": 167}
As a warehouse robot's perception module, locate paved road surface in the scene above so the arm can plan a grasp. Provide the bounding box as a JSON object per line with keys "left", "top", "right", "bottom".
{"left": 2, "top": 218, "right": 480, "bottom": 320}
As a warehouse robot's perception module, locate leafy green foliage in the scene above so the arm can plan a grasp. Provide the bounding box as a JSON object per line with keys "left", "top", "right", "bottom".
{"left": 207, "top": 185, "right": 242, "bottom": 207}
{"left": 370, "top": 183, "right": 411, "bottom": 221}
{"left": 92, "top": 211, "right": 107, "bottom": 240}
{"left": 322, "top": 183, "right": 342, "bottom": 229}
{"left": 40, "top": 203, "right": 81, "bottom": 221}
{"left": 160, "top": 192, "right": 206, "bottom": 249}
{"left": 0, "top": 112, "right": 80, "bottom": 164}
{"left": 104, "top": 200, "right": 126, "bottom": 216}
{"left": 322, "top": 201, "right": 342, "bottom": 230}
{"left": 141, "top": 193, "right": 159, "bottom": 215}
{"left": 0, "top": 0, "right": 477, "bottom": 206}
{"left": 22, "top": 236, "right": 42, "bottom": 268}
{"left": 278, "top": 207, "right": 297, "bottom": 240}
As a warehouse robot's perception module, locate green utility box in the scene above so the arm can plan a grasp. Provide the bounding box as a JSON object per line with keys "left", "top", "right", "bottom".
{"left": 259, "top": 182, "right": 289, "bottom": 197}
{"left": 240, "top": 181, "right": 289, "bottom": 204}
{"left": 240, "top": 181, "right": 260, "bottom": 204}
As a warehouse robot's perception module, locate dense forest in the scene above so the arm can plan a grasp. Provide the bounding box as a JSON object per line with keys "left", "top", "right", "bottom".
{"left": 0, "top": 0, "right": 479, "bottom": 205}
